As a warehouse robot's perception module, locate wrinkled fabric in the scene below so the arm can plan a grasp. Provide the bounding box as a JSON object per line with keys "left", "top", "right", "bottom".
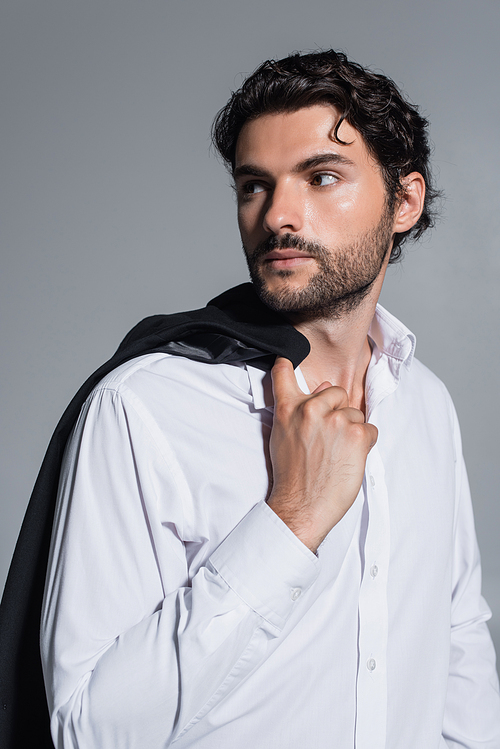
{"left": 41, "top": 303, "right": 500, "bottom": 748}
{"left": 0, "top": 283, "right": 309, "bottom": 749}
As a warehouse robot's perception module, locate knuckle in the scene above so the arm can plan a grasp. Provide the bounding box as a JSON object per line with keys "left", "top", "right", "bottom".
{"left": 332, "top": 385, "right": 348, "bottom": 397}
{"left": 349, "top": 422, "right": 367, "bottom": 443}
{"left": 301, "top": 398, "right": 319, "bottom": 418}
{"left": 331, "top": 385, "right": 349, "bottom": 404}
{"left": 328, "top": 408, "right": 344, "bottom": 427}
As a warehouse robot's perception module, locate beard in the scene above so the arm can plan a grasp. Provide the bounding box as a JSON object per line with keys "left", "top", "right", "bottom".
{"left": 243, "top": 209, "right": 394, "bottom": 321}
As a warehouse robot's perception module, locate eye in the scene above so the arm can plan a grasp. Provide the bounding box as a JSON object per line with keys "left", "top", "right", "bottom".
{"left": 241, "top": 181, "right": 266, "bottom": 195}
{"left": 311, "top": 173, "right": 338, "bottom": 187}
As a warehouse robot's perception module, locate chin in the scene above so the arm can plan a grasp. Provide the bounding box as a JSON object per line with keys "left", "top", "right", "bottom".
{"left": 252, "top": 270, "right": 376, "bottom": 321}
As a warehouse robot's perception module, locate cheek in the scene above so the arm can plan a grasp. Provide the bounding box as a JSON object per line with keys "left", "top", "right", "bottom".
{"left": 236, "top": 205, "right": 250, "bottom": 236}
{"left": 311, "top": 184, "right": 386, "bottom": 234}
{"left": 237, "top": 201, "right": 263, "bottom": 240}
{"left": 350, "top": 179, "right": 388, "bottom": 224}
{"left": 306, "top": 195, "right": 359, "bottom": 237}
{"left": 237, "top": 219, "right": 253, "bottom": 250}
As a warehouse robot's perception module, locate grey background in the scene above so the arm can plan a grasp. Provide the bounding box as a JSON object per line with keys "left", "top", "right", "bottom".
{"left": 1, "top": 0, "right": 499, "bottom": 671}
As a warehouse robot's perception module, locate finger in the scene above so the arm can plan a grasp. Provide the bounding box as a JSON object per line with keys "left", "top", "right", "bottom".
{"left": 311, "top": 380, "right": 333, "bottom": 394}
{"left": 311, "top": 384, "right": 349, "bottom": 411}
{"left": 271, "top": 357, "right": 303, "bottom": 403}
{"left": 338, "top": 406, "right": 366, "bottom": 424}
{"left": 365, "top": 423, "right": 378, "bottom": 450}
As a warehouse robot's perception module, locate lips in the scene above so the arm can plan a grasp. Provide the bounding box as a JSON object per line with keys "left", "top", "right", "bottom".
{"left": 261, "top": 249, "right": 316, "bottom": 270}
{"left": 264, "top": 249, "right": 314, "bottom": 261}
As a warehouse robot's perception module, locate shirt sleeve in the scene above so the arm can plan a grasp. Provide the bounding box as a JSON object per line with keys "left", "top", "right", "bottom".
{"left": 40, "top": 383, "right": 319, "bottom": 749}
{"left": 441, "top": 402, "right": 500, "bottom": 747}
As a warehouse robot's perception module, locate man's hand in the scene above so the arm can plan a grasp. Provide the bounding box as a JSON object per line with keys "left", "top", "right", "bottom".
{"left": 267, "top": 357, "right": 378, "bottom": 553}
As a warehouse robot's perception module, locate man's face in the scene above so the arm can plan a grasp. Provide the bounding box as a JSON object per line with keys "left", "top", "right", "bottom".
{"left": 234, "top": 105, "right": 397, "bottom": 319}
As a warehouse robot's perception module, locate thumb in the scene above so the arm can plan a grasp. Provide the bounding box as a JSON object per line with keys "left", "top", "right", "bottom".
{"left": 271, "top": 357, "right": 302, "bottom": 403}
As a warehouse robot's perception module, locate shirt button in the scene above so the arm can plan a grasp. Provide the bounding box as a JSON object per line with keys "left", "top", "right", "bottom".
{"left": 370, "top": 564, "right": 379, "bottom": 578}
{"left": 367, "top": 658, "right": 377, "bottom": 672}
{"left": 369, "top": 475, "right": 375, "bottom": 488}
{"left": 290, "top": 588, "right": 302, "bottom": 601}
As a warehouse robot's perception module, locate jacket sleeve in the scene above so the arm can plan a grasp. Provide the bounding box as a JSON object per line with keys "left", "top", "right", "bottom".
{"left": 40, "top": 383, "right": 319, "bottom": 749}
{"left": 441, "top": 402, "right": 500, "bottom": 747}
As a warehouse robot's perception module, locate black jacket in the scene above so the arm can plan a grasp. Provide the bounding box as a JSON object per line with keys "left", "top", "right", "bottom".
{"left": 0, "top": 284, "right": 309, "bottom": 748}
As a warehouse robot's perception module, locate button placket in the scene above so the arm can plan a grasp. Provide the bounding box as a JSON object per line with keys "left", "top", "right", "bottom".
{"left": 356, "top": 445, "right": 390, "bottom": 749}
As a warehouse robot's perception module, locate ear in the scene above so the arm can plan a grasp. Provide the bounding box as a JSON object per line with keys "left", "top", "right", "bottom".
{"left": 393, "top": 172, "right": 426, "bottom": 233}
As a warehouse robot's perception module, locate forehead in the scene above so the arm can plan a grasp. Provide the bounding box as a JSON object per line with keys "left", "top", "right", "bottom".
{"left": 235, "top": 104, "right": 379, "bottom": 173}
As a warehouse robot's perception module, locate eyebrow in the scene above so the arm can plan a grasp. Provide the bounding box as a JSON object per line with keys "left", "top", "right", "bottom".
{"left": 233, "top": 152, "right": 355, "bottom": 180}
{"left": 294, "top": 153, "right": 355, "bottom": 171}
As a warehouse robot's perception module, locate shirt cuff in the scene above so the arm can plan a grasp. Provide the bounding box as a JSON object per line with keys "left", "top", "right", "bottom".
{"left": 209, "top": 501, "right": 319, "bottom": 632}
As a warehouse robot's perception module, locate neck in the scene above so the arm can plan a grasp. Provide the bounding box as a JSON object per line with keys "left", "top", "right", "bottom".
{"left": 288, "top": 278, "right": 385, "bottom": 414}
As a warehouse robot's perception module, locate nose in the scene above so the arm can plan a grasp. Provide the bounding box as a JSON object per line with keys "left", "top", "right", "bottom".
{"left": 263, "top": 181, "right": 303, "bottom": 235}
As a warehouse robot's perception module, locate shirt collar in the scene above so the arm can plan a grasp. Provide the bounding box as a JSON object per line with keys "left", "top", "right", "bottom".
{"left": 368, "top": 303, "right": 416, "bottom": 370}
{"left": 246, "top": 303, "right": 416, "bottom": 412}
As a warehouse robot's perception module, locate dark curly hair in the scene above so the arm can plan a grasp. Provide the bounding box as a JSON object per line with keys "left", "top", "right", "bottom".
{"left": 212, "top": 50, "right": 441, "bottom": 262}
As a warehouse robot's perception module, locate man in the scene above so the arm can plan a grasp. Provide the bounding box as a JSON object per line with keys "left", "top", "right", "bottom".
{"left": 2, "top": 50, "right": 499, "bottom": 748}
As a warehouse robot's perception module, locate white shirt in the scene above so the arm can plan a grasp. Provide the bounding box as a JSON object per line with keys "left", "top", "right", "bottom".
{"left": 41, "top": 304, "right": 500, "bottom": 749}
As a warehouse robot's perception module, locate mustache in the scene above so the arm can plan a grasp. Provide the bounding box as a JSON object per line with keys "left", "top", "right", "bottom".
{"left": 249, "top": 233, "right": 328, "bottom": 260}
